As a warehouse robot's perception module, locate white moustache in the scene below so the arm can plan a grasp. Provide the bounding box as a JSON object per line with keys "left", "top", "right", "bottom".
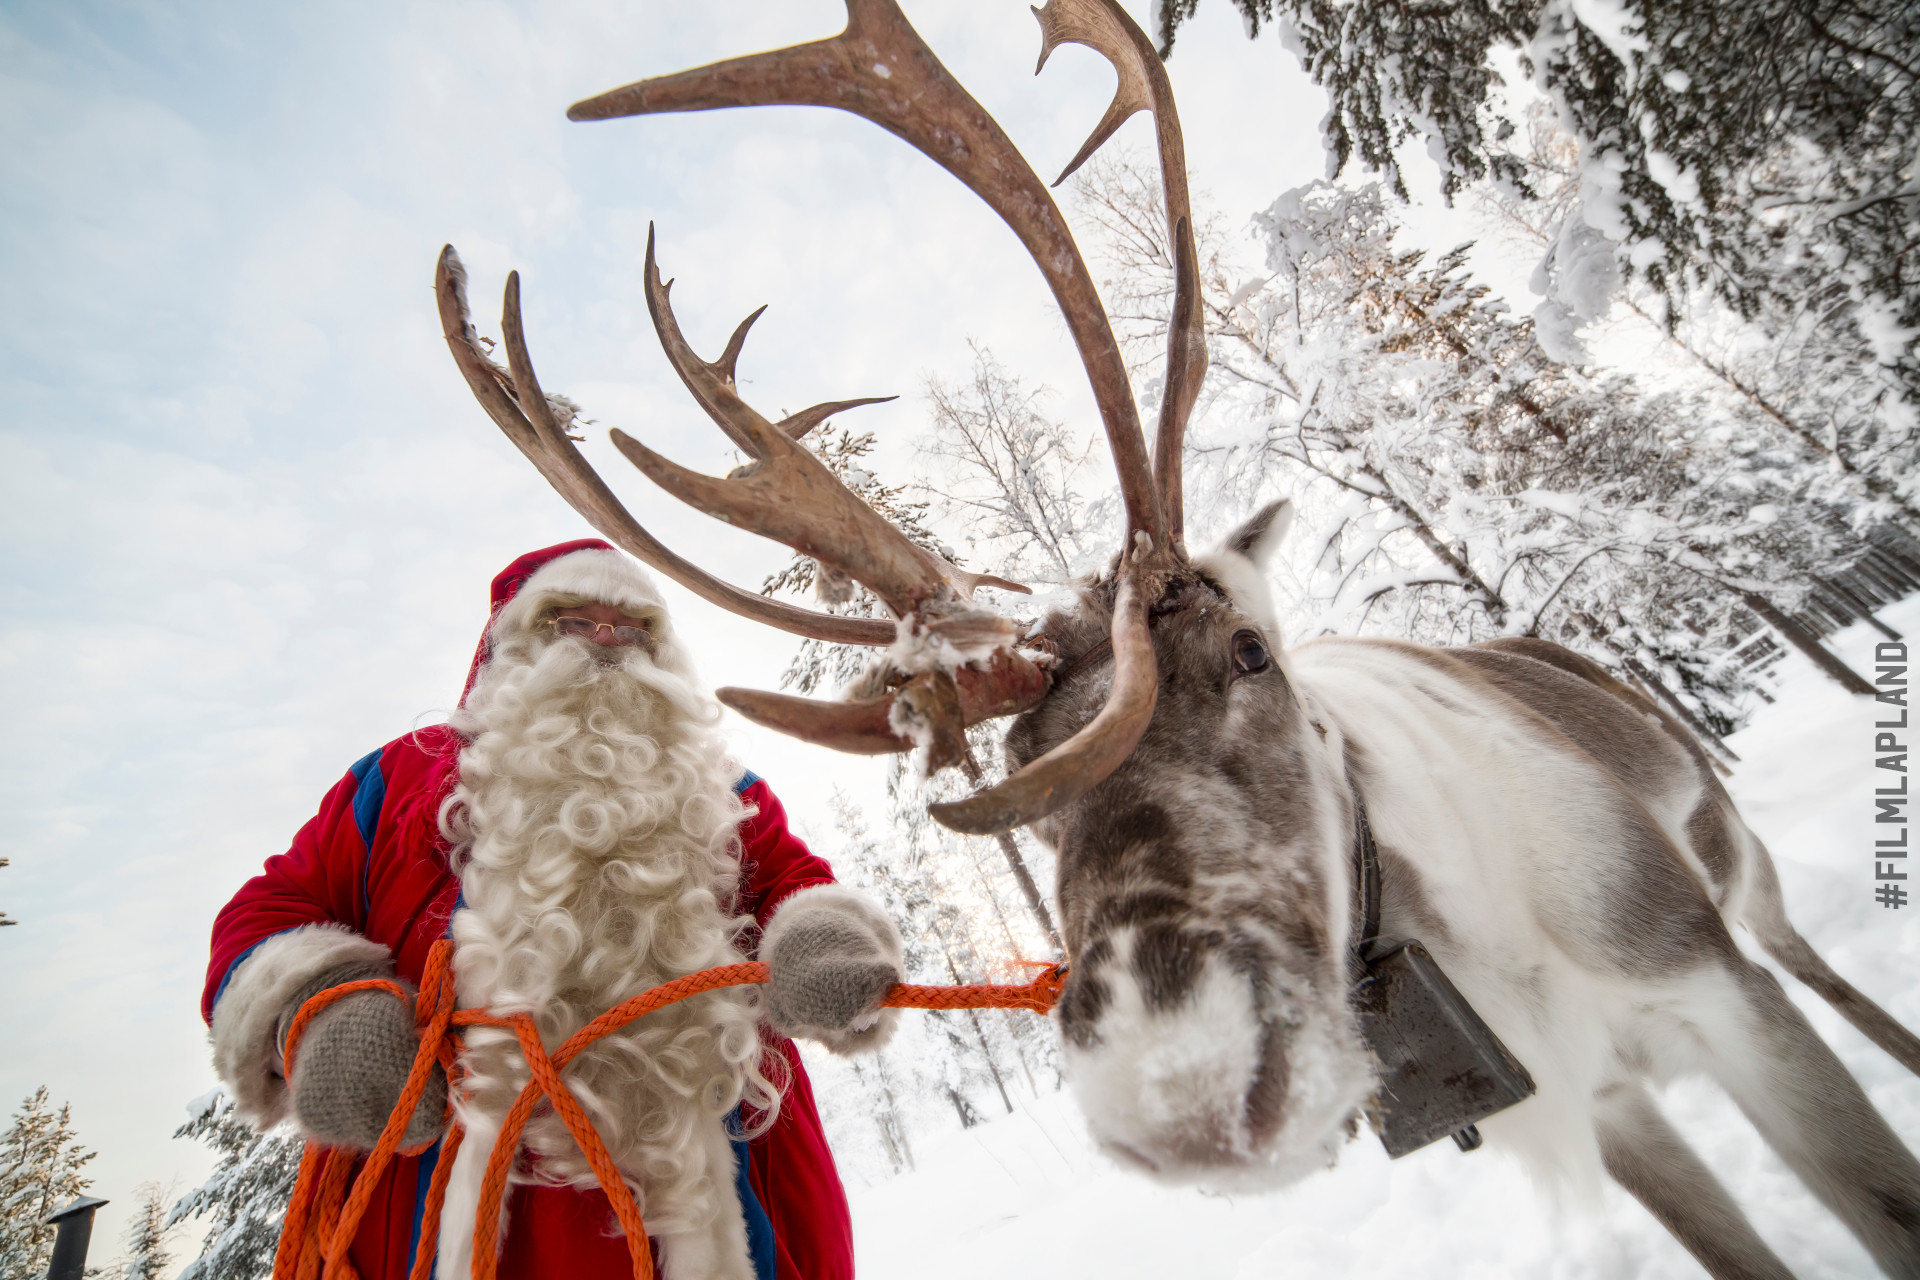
{"left": 463, "top": 628, "right": 722, "bottom": 742}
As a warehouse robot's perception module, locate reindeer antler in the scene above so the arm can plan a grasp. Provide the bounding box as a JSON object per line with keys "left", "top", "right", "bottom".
{"left": 436, "top": 248, "right": 894, "bottom": 646}
{"left": 620, "top": 230, "right": 1034, "bottom": 621}
{"left": 1034, "top": 0, "right": 1207, "bottom": 555}
{"left": 568, "top": 0, "right": 1169, "bottom": 552}
{"left": 445, "top": 0, "right": 1205, "bottom": 832}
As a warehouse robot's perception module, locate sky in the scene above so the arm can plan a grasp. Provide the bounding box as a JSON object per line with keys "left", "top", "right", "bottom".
{"left": 0, "top": 0, "right": 1504, "bottom": 1260}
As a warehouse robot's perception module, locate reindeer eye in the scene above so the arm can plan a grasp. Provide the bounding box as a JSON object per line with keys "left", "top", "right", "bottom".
{"left": 1230, "top": 629, "right": 1271, "bottom": 677}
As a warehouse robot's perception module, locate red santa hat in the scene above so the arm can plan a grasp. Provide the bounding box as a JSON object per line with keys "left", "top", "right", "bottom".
{"left": 460, "top": 539, "right": 667, "bottom": 703}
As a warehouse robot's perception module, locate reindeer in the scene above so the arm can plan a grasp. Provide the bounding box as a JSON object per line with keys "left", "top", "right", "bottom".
{"left": 433, "top": 2, "right": 1920, "bottom": 1275}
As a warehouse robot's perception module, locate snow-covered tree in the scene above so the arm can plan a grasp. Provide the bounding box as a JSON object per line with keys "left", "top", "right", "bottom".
{"left": 0, "top": 1087, "right": 97, "bottom": 1280}
{"left": 167, "top": 1091, "right": 304, "bottom": 1280}
{"left": 1481, "top": 106, "right": 1920, "bottom": 528}
{"left": 1080, "top": 166, "right": 1540, "bottom": 631}
{"left": 919, "top": 344, "right": 1114, "bottom": 584}
{"left": 2, "top": 856, "right": 17, "bottom": 926}
{"left": 1158, "top": 0, "right": 1919, "bottom": 439}
{"left": 116, "top": 1182, "right": 176, "bottom": 1280}
{"left": 1076, "top": 158, "right": 1878, "bottom": 729}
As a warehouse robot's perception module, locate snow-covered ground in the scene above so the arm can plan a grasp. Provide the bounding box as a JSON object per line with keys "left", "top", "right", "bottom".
{"left": 844, "top": 601, "right": 1920, "bottom": 1280}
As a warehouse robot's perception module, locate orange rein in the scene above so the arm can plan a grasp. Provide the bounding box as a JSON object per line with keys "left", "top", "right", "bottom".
{"left": 272, "top": 938, "right": 1066, "bottom": 1280}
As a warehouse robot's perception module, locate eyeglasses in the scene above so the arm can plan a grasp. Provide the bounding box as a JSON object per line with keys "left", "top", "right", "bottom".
{"left": 543, "top": 616, "right": 653, "bottom": 645}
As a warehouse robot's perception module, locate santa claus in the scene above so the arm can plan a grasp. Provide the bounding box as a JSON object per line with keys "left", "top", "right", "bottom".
{"left": 202, "top": 539, "right": 903, "bottom": 1280}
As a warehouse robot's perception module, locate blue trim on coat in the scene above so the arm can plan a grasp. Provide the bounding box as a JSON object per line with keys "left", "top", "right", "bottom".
{"left": 349, "top": 748, "right": 385, "bottom": 842}
{"left": 349, "top": 749, "right": 386, "bottom": 918}
{"left": 210, "top": 926, "right": 296, "bottom": 1013}
{"left": 407, "top": 900, "right": 463, "bottom": 1277}
{"left": 730, "top": 1109, "right": 778, "bottom": 1280}
{"left": 732, "top": 769, "right": 762, "bottom": 797}
{"left": 406, "top": 1137, "right": 442, "bottom": 1276}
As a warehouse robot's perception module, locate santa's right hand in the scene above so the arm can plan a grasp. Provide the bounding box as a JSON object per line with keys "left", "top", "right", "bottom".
{"left": 285, "top": 989, "right": 447, "bottom": 1150}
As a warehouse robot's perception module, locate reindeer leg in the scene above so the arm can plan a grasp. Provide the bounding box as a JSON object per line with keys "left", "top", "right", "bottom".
{"left": 1737, "top": 837, "right": 1920, "bottom": 1076}
{"left": 1707, "top": 960, "right": 1920, "bottom": 1278}
{"left": 1596, "top": 1081, "right": 1797, "bottom": 1280}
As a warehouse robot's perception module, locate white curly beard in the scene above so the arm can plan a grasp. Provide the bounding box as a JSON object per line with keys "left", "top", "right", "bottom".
{"left": 433, "top": 610, "right": 779, "bottom": 1280}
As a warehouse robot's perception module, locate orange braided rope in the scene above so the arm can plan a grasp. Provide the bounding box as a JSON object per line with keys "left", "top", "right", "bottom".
{"left": 273, "top": 938, "right": 1066, "bottom": 1280}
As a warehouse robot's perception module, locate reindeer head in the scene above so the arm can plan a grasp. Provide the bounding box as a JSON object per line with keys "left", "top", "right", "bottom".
{"left": 438, "top": 0, "right": 1372, "bottom": 1188}
{"left": 1006, "top": 502, "right": 1375, "bottom": 1183}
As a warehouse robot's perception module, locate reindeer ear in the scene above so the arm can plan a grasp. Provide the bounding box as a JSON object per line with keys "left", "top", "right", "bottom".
{"left": 1224, "top": 499, "right": 1294, "bottom": 566}
{"left": 1195, "top": 499, "right": 1293, "bottom": 631}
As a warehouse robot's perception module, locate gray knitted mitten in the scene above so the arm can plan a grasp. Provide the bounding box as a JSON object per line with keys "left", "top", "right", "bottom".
{"left": 278, "top": 961, "right": 448, "bottom": 1150}
{"left": 761, "top": 886, "right": 904, "bottom": 1054}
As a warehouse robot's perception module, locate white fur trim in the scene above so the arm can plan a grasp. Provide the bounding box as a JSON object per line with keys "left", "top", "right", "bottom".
{"left": 210, "top": 923, "right": 392, "bottom": 1128}
{"left": 434, "top": 1110, "right": 499, "bottom": 1280}
{"left": 762, "top": 883, "right": 905, "bottom": 1055}
{"left": 501, "top": 548, "right": 665, "bottom": 630}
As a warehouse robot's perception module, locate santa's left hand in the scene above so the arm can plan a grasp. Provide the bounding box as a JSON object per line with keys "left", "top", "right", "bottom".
{"left": 760, "top": 886, "right": 904, "bottom": 1054}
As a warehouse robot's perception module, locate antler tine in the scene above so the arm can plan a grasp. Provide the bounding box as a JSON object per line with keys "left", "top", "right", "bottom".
{"left": 643, "top": 231, "right": 953, "bottom": 453}
{"left": 777, "top": 397, "right": 898, "bottom": 442}
{"left": 434, "top": 245, "right": 892, "bottom": 647}
{"left": 602, "top": 423, "right": 935, "bottom": 622}
{"left": 1034, "top": 0, "right": 1206, "bottom": 556}
{"left": 716, "top": 650, "right": 1052, "bottom": 757}
{"left": 566, "top": 2, "right": 1186, "bottom": 833}
{"left": 569, "top": 0, "right": 1168, "bottom": 555}
{"left": 722, "top": 570, "right": 1156, "bottom": 834}
{"left": 623, "top": 232, "right": 1029, "bottom": 616}
{"left": 642, "top": 227, "right": 804, "bottom": 462}
{"left": 929, "top": 565, "right": 1158, "bottom": 834}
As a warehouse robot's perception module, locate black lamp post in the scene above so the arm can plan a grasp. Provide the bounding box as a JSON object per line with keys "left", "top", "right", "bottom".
{"left": 42, "top": 1196, "right": 109, "bottom": 1280}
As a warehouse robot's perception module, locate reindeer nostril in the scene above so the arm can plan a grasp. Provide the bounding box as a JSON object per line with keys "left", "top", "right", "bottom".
{"left": 1057, "top": 968, "right": 1111, "bottom": 1049}
{"left": 1131, "top": 921, "right": 1207, "bottom": 1009}
{"left": 1243, "top": 1021, "right": 1291, "bottom": 1146}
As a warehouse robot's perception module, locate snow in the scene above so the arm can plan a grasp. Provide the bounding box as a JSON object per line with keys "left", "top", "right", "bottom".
{"left": 845, "top": 599, "right": 1920, "bottom": 1278}
{"left": 1643, "top": 149, "right": 1701, "bottom": 208}
{"left": 1567, "top": 0, "right": 1650, "bottom": 70}
{"left": 1529, "top": 216, "right": 1621, "bottom": 364}
{"left": 1856, "top": 295, "right": 1917, "bottom": 368}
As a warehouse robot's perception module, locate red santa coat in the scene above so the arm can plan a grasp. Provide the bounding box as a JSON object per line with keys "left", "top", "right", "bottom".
{"left": 201, "top": 542, "right": 856, "bottom": 1280}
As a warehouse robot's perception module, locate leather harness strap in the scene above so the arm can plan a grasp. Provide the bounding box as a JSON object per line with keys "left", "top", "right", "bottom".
{"left": 1351, "top": 796, "right": 1382, "bottom": 972}
{"left": 1046, "top": 635, "right": 1114, "bottom": 688}
{"left": 1309, "top": 717, "right": 1381, "bottom": 973}
{"left": 1032, "top": 581, "right": 1211, "bottom": 691}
